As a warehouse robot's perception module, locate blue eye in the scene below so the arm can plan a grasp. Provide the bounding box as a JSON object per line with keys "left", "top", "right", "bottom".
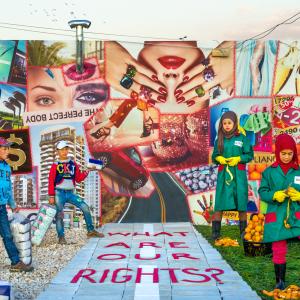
{"left": 75, "top": 91, "right": 107, "bottom": 104}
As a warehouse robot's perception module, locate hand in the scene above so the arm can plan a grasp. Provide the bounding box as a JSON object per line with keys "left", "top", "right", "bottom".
{"left": 12, "top": 207, "right": 20, "bottom": 213}
{"left": 227, "top": 156, "right": 241, "bottom": 167}
{"left": 105, "top": 41, "right": 166, "bottom": 103}
{"left": 87, "top": 165, "right": 97, "bottom": 171}
{"left": 273, "top": 190, "right": 288, "bottom": 203}
{"left": 215, "top": 156, "right": 228, "bottom": 165}
{"left": 174, "top": 41, "right": 234, "bottom": 105}
{"left": 49, "top": 196, "right": 55, "bottom": 205}
{"left": 287, "top": 186, "right": 300, "bottom": 201}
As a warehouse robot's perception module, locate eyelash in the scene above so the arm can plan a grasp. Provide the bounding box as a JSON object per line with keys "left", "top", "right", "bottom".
{"left": 74, "top": 90, "right": 108, "bottom": 104}
{"left": 35, "top": 96, "right": 55, "bottom": 106}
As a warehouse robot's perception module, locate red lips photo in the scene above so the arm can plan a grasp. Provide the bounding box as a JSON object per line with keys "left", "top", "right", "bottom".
{"left": 62, "top": 57, "right": 101, "bottom": 86}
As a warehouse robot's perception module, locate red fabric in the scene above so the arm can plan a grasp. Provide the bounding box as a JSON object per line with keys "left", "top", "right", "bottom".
{"left": 237, "top": 164, "right": 246, "bottom": 171}
{"left": 218, "top": 165, "right": 224, "bottom": 171}
{"left": 74, "top": 162, "right": 89, "bottom": 183}
{"left": 271, "top": 133, "right": 298, "bottom": 174}
{"left": 295, "top": 212, "right": 300, "bottom": 220}
{"left": 48, "top": 164, "right": 57, "bottom": 196}
{"left": 272, "top": 240, "right": 287, "bottom": 264}
{"left": 265, "top": 212, "right": 277, "bottom": 223}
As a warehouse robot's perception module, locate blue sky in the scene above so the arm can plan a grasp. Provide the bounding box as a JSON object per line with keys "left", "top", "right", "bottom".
{"left": 0, "top": 0, "right": 299, "bottom": 41}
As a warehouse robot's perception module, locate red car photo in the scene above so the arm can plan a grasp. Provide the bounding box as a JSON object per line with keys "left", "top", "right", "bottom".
{"left": 92, "top": 147, "right": 149, "bottom": 190}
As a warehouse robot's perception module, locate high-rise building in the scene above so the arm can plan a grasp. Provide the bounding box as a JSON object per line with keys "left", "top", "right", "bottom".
{"left": 84, "top": 171, "right": 101, "bottom": 225}
{"left": 39, "top": 125, "right": 85, "bottom": 203}
{"left": 12, "top": 175, "right": 34, "bottom": 208}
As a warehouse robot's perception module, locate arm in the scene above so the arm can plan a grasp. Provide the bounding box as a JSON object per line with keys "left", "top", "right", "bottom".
{"left": 258, "top": 170, "right": 276, "bottom": 203}
{"left": 211, "top": 139, "right": 220, "bottom": 164}
{"left": 74, "top": 162, "right": 89, "bottom": 183}
{"left": 48, "top": 164, "right": 57, "bottom": 197}
{"left": 240, "top": 136, "right": 253, "bottom": 163}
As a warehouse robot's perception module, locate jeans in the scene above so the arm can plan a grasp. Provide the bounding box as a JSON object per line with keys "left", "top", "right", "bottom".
{"left": 0, "top": 205, "right": 20, "bottom": 265}
{"left": 55, "top": 189, "right": 94, "bottom": 237}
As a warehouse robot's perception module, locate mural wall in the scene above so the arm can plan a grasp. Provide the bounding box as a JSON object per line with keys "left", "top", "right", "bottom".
{"left": 2, "top": 39, "right": 300, "bottom": 225}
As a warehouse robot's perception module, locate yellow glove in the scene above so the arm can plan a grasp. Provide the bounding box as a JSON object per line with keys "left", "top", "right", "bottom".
{"left": 273, "top": 190, "right": 288, "bottom": 203}
{"left": 238, "top": 124, "right": 246, "bottom": 136}
{"left": 215, "top": 156, "right": 227, "bottom": 165}
{"left": 227, "top": 156, "right": 241, "bottom": 167}
{"left": 287, "top": 186, "right": 300, "bottom": 201}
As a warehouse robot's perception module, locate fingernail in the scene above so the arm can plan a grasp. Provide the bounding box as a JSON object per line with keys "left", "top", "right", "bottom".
{"left": 157, "top": 95, "right": 166, "bottom": 102}
{"left": 152, "top": 75, "right": 158, "bottom": 81}
{"left": 175, "top": 89, "right": 183, "bottom": 97}
{"left": 159, "top": 87, "right": 167, "bottom": 94}
{"left": 183, "top": 76, "right": 189, "bottom": 82}
{"left": 147, "top": 100, "right": 156, "bottom": 106}
{"left": 177, "top": 96, "right": 185, "bottom": 103}
{"left": 186, "top": 100, "right": 195, "bottom": 107}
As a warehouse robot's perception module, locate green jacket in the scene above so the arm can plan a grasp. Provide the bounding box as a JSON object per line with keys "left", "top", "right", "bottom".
{"left": 258, "top": 166, "right": 300, "bottom": 243}
{"left": 212, "top": 134, "right": 253, "bottom": 212}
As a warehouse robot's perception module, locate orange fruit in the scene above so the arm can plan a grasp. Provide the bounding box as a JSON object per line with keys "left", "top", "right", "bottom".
{"left": 255, "top": 164, "right": 267, "bottom": 173}
{"left": 248, "top": 164, "right": 256, "bottom": 173}
{"left": 249, "top": 171, "right": 262, "bottom": 180}
{"left": 251, "top": 229, "right": 256, "bottom": 235}
{"left": 255, "top": 225, "right": 262, "bottom": 232}
{"left": 244, "top": 233, "right": 251, "bottom": 241}
{"left": 252, "top": 215, "right": 259, "bottom": 222}
{"left": 258, "top": 213, "right": 264, "bottom": 220}
{"left": 245, "top": 227, "right": 251, "bottom": 233}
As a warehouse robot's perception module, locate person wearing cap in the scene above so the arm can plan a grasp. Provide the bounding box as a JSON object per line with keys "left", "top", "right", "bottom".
{"left": 48, "top": 140, "right": 104, "bottom": 244}
{"left": 0, "top": 137, "right": 34, "bottom": 272}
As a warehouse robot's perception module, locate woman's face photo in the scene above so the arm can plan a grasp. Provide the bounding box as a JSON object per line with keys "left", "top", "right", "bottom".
{"left": 138, "top": 41, "right": 205, "bottom": 84}
{"left": 28, "top": 67, "right": 73, "bottom": 111}
{"left": 28, "top": 66, "right": 109, "bottom": 111}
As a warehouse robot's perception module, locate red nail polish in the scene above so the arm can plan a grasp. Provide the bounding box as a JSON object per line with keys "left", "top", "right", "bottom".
{"left": 187, "top": 100, "right": 195, "bottom": 107}
{"left": 157, "top": 95, "right": 166, "bottom": 102}
{"left": 177, "top": 96, "right": 185, "bottom": 103}
{"left": 147, "top": 99, "right": 156, "bottom": 106}
{"left": 175, "top": 89, "right": 183, "bottom": 97}
{"left": 152, "top": 75, "right": 158, "bottom": 81}
{"left": 183, "top": 76, "right": 189, "bottom": 82}
{"left": 159, "top": 87, "right": 167, "bottom": 94}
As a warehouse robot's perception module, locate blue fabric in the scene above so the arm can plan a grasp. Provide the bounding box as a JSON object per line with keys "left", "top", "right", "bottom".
{"left": 54, "top": 189, "right": 94, "bottom": 237}
{"left": 0, "top": 205, "right": 19, "bottom": 265}
{"left": 0, "top": 161, "right": 16, "bottom": 209}
{"left": 236, "top": 40, "right": 277, "bottom": 96}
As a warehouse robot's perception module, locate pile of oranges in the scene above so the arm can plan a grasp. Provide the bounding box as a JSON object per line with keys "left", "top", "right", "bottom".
{"left": 248, "top": 164, "right": 268, "bottom": 180}
{"left": 262, "top": 285, "right": 300, "bottom": 299}
{"left": 244, "top": 213, "right": 265, "bottom": 243}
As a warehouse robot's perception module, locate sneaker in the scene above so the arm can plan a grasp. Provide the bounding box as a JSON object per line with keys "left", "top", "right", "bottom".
{"left": 87, "top": 230, "right": 104, "bottom": 238}
{"left": 10, "top": 261, "right": 34, "bottom": 272}
{"left": 58, "top": 236, "right": 67, "bottom": 245}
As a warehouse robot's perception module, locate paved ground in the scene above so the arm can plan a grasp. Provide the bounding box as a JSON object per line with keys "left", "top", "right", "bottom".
{"left": 37, "top": 223, "right": 261, "bottom": 300}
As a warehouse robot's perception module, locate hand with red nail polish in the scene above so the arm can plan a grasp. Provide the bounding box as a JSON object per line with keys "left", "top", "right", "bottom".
{"left": 105, "top": 41, "right": 167, "bottom": 99}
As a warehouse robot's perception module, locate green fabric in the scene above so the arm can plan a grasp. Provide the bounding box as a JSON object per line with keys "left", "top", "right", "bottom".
{"left": 212, "top": 134, "right": 254, "bottom": 212}
{"left": 243, "top": 112, "right": 271, "bottom": 136}
{"left": 258, "top": 166, "right": 300, "bottom": 243}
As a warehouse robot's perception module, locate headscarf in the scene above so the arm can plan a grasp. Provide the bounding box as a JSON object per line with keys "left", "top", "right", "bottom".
{"left": 272, "top": 133, "right": 298, "bottom": 174}
{"left": 217, "top": 111, "right": 239, "bottom": 154}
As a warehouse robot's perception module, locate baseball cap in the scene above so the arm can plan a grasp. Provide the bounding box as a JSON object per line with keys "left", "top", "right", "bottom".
{"left": 56, "top": 140, "right": 69, "bottom": 150}
{"left": 0, "top": 137, "right": 13, "bottom": 147}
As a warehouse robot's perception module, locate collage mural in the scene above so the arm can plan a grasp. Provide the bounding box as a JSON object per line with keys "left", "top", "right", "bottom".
{"left": 2, "top": 39, "right": 300, "bottom": 225}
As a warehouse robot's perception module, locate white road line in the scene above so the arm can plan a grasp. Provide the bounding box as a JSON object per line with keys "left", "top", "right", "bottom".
{"left": 134, "top": 224, "right": 160, "bottom": 300}
{"left": 118, "top": 196, "right": 132, "bottom": 223}
{"left": 166, "top": 172, "right": 187, "bottom": 195}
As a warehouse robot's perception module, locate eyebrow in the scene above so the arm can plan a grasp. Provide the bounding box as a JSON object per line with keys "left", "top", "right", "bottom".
{"left": 31, "top": 85, "right": 56, "bottom": 92}
{"left": 75, "top": 83, "right": 107, "bottom": 92}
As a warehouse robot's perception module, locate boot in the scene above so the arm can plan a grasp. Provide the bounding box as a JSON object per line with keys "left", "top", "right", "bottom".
{"left": 239, "top": 220, "right": 247, "bottom": 237}
{"left": 58, "top": 236, "right": 67, "bottom": 245}
{"left": 274, "top": 263, "right": 286, "bottom": 290}
{"left": 87, "top": 230, "right": 105, "bottom": 238}
{"left": 211, "top": 220, "right": 221, "bottom": 241}
{"left": 10, "top": 261, "right": 34, "bottom": 272}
